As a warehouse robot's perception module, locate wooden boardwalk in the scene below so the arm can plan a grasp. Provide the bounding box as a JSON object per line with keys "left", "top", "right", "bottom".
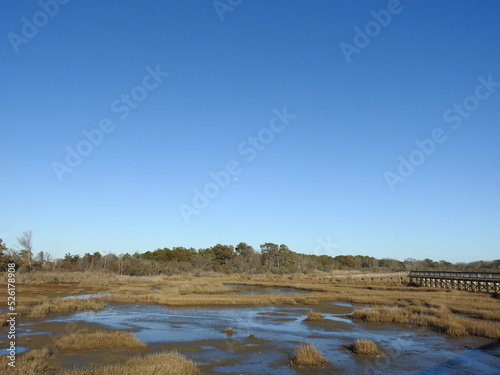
{"left": 408, "top": 271, "right": 500, "bottom": 293}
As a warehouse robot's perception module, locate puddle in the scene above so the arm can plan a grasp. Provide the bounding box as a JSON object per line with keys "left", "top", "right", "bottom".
{"left": 61, "top": 293, "right": 109, "bottom": 300}
{"left": 224, "top": 284, "right": 309, "bottom": 295}
{"left": 44, "top": 302, "right": 498, "bottom": 374}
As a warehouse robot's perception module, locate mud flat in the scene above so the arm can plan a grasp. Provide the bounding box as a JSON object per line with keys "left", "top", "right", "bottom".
{"left": 2, "top": 301, "right": 497, "bottom": 374}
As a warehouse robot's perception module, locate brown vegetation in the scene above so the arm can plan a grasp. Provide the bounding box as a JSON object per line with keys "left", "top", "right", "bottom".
{"left": 55, "top": 330, "right": 147, "bottom": 351}
{"left": 353, "top": 305, "right": 500, "bottom": 339}
{"left": 1, "top": 271, "right": 498, "bottom": 341}
{"left": 1, "top": 350, "right": 200, "bottom": 375}
{"left": 305, "top": 310, "right": 323, "bottom": 321}
{"left": 0, "top": 313, "right": 7, "bottom": 326}
{"left": 0, "top": 348, "right": 54, "bottom": 375}
{"left": 351, "top": 339, "right": 380, "bottom": 356}
{"left": 0, "top": 297, "right": 105, "bottom": 326}
{"left": 290, "top": 343, "right": 329, "bottom": 368}
{"left": 27, "top": 298, "right": 105, "bottom": 319}
{"left": 58, "top": 352, "right": 200, "bottom": 375}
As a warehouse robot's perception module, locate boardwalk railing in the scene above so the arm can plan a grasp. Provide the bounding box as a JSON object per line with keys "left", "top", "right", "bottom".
{"left": 408, "top": 271, "right": 500, "bottom": 293}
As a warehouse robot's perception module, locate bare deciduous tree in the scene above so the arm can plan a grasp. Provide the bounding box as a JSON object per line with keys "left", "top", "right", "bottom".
{"left": 17, "top": 230, "right": 34, "bottom": 268}
{"left": 17, "top": 230, "right": 33, "bottom": 250}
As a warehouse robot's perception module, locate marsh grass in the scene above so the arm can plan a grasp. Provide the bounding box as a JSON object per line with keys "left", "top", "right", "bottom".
{"left": 449, "top": 306, "right": 500, "bottom": 321}
{"left": 0, "top": 348, "right": 54, "bottom": 375}
{"left": 290, "top": 343, "right": 329, "bottom": 368}
{"left": 305, "top": 310, "right": 322, "bottom": 321}
{"left": 0, "top": 313, "right": 7, "bottom": 326}
{"left": 27, "top": 298, "right": 105, "bottom": 319}
{"left": 60, "top": 352, "right": 200, "bottom": 375}
{"left": 7, "top": 271, "right": 500, "bottom": 340}
{"left": 351, "top": 339, "right": 380, "bottom": 356}
{"left": 15, "top": 271, "right": 115, "bottom": 286}
{"left": 353, "top": 306, "right": 500, "bottom": 339}
{"left": 56, "top": 330, "right": 147, "bottom": 351}
{"left": 1, "top": 342, "right": 197, "bottom": 375}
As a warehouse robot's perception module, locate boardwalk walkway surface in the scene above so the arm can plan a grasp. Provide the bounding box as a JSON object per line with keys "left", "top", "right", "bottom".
{"left": 408, "top": 271, "right": 500, "bottom": 293}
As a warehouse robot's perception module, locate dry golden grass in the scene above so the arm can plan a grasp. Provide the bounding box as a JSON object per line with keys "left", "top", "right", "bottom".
{"left": 290, "top": 343, "right": 329, "bottom": 368}
{"left": 305, "top": 310, "right": 323, "bottom": 321}
{"left": 27, "top": 298, "right": 105, "bottom": 319}
{"left": 6, "top": 270, "right": 500, "bottom": 341}
{"left": 1, "top": 345, "right": 198, "bottom": 375}
{"left": 102, "top": 292, "right": 331, "bottom": 307}
{"left": 0, "top": 348, "right": 54, "bottom": 375}
{"left": 461, "top": 318, "right": 500, "bottom": 338}
{"left": 353, "top": 305, "right": 500, "bottom": 339}
{"left": 1, "top": 297, "right": 105, "bottom": 326}
{"left": 352, "top": 339, "right": 380, "bottom": 356}
{"left": 0, "top": 313, "right": 7, "bottom": 327}
{"left": 15, "top": 271, "right": 116, "bottom": 286}
{"left": 55, "top": 330, "right": 147, "bottom": 351}
{"left": 177, "top": 281, "right": 233, "bottom": 294}
{"left": 224, "top": 326, "right": 234, "bottom": 335}
{"left": 449, "top": 306, "right": 500, "bottom": 321}
{"left": 59, "top": 352, "right": 200, "bottom": 375}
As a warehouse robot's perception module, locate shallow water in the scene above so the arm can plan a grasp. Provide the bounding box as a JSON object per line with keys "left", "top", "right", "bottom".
{"left": 43, "top": 302, "right": 499, "bottom": 374}
{"left": 60, "top": 293, "right": 109, "bottom": 300}
{"left": 2, "top": 346, "right": 28, "bottom": 355}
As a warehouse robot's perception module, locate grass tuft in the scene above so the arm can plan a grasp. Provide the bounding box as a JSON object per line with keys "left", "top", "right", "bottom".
{"left": 224, "top": 326, "right": 234, "bottom": 335}
{"left": 27, "top": 298, "right": 105, "bottom": 320}
{"left": 305, "top": 310, "right": 323, "bottom": 321}
{"left": 56, "top": 330, "right": 147, "bottom": 351}
{"left": 351, "top": 339, "right": 380, "bottom": 356}
{"left": 290, "top": 343, "right": 329, "bottom": 368}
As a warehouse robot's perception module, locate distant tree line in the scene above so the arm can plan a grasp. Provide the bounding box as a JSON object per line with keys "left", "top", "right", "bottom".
{"left": 1, "top": 233, "right": 499, "bottom": 275}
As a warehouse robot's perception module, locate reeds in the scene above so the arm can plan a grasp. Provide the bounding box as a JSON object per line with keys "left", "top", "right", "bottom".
{"left": 290, "top": 343, "right": 329, "bottom": 368}
{"left": 0, "top": 348, "right": 53, "bottom": 375}
{"left": 351, "top": 339, "right": 380, "bottom": 356}
{"left": 59, "top": 352, "right": 200, "bottom": 375}
{"left": 449, "top": 306, "right": 500, "bottom": 321}
{"left": 27, "top": 298, "right": 105, "bottom": 319}
{"left": 0, "top": 313, "right": 7, "bottom": 327}
{"left": 8, "top": 270, "right": 500, "bottom": 341}
{"left": 305, "top": 310, "right": 323, "bottom": 321}
{"left": 55, "top": 330, "right": 147, "bottom": 351}
{"left": 353, "top": 306, "right": 500, "bottom": 339}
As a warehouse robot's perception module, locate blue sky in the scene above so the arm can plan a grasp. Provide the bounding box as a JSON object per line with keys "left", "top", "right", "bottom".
{"left": 1, "top": 1, "right": 499, "bottom": 262}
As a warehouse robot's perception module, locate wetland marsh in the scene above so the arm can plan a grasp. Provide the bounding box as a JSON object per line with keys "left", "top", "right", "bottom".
{"left": 1, "top": 272, "right": 499, "bottom": 374}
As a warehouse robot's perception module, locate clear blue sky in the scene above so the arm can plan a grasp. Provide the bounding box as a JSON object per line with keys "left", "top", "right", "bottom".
{"left": 1, "top": 1, "right": 499, "bottom": 262}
